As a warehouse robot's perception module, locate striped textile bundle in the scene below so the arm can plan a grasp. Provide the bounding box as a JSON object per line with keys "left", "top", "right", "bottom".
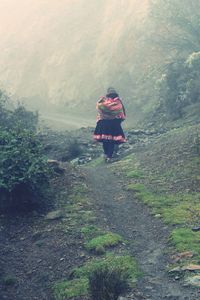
{"left": 97, "top": 97, "right": 126, "bottom": 121}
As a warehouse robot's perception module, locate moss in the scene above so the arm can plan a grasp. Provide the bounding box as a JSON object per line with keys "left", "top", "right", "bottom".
{"left": 53, "top": 278, "right": 88, "bottom": 300}
{"left": 85, "top": 233, "right": 123, "bottom": 252}
{"left": 170, "top": 228, "right": 200, "bottom": 258}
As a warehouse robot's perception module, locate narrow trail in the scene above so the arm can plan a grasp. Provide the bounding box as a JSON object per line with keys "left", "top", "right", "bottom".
{"left": 84, "top": 165, "right": 198, "bottom": 300}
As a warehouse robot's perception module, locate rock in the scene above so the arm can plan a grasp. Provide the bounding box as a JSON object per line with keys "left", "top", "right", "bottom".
{"left": 47, "top": 159, "right": 65, "bottom": 173}
{"left": 45, "top": 210, "right": 63, "bottom": 220}
{"left": 70, "top": 158, "right": 79, "bottom": 165}
{"left": 192, "top": 226, "right": 200, "bottom": 232}
{"left": 184, "top": 275, "right": 200, "bottom": 287}
{"left": 168, "top": 267, "right": 182, "bottom": 275}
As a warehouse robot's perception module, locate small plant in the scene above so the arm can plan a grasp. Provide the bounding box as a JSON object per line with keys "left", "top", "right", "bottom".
{"left": 89, "top": 267, "right": 129, "bottom": 300}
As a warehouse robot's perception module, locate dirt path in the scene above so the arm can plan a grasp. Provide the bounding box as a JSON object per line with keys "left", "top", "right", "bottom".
{"left": 84, "top": 165, "right": 199, "bottom": 300}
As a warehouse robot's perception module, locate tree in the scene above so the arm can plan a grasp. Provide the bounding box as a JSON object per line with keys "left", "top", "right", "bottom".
{"left": 149, "top": 0, "right": 200, "bottom": 54}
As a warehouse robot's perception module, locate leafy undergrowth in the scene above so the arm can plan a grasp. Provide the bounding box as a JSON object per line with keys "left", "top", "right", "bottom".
{"left": 53, "top": 172, "right": 139, "bottom": 299}
{"left": 111, "top": 124, "right": 200, "bottom": 270}
{"left": 54, "top": 254, "right": 139, "bottom": 300}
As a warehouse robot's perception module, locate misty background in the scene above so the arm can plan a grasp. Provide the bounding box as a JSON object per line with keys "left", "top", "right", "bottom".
{"left": 0, "top": 0, "right": 200, "bottom": 128}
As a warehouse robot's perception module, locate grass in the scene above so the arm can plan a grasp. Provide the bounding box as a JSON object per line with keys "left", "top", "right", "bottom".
{"left": 122, "top": 163, "right": 200, "bottom": 260}
{"left": 53, "top": 253, "right": 140, "bottom": 300}
{"left": 81, "top": 225, "right": 103, "bottom": 240}
{"left": 86, "top": 156, "right": 104, "bottom": 167}
{"left": 170, "top": 228, "right": 200, "bottom": 258}
{"left": 53, "top": 278, "right": 88, "bottom": 300}
{"left": 85, "top": 233, "right": 123, "bottom": 253}
{"left": 126, "top": 170, "right": 144, "bottom": 179}
{"left": 81, "top": 225, "right": 124, "bottom": 254}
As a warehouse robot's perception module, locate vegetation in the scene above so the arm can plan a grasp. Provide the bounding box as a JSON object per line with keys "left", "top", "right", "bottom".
{"left": 85, "top": 233, "right": 123, "bottom": 253}
{"left": 53, "top": 254, "right": 139, "bottom": 300}
{"left": 0, "top": 90, "right": 51, "bottom": 211}
{"left": 170, "top": 228, "right": 200, "bottom": 258}
{"left": 89, "top": 267, "right": 129, "bottom": 300}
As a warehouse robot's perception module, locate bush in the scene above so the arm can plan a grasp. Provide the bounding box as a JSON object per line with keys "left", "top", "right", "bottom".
{"left": 0, "top": 90, "right": 51, "bottom": 211}
{"left": 89, "top": 267, "right": 129, "bottom": 300}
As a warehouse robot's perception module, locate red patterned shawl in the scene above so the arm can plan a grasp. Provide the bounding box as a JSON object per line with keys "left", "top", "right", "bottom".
{"left": 96, "top": 96, "right": 126, "bottom": 121}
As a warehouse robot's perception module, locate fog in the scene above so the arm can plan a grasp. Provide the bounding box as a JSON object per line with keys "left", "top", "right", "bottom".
{"left": 0, "top": 0, "right": 150, "bottom": 128}
{"left": 0, "top": 0, "right": 199, "bottom": 128}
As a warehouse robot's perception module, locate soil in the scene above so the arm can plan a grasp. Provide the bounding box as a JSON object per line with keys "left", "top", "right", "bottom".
{"left": 0, "top": 166, "right": 86, "bottom": 300}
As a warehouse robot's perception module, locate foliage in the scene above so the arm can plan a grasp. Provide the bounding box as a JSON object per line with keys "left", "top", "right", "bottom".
{"left": 149, "top": 0, "right": 200, "bottom": 53}
{"left": 0, "top": 90, "right": 38, "bottom": 131}
{"left": 156, "top": 52, "right": 200, "bottom": 119}
{"left": 140, "top": 1, "right": 200, "bottom": 121}
{"left": 0, "top": 130, "right": 49, "bottom": 192}
{"left": 0, "top": 90, "right": 51, "bottom": 211}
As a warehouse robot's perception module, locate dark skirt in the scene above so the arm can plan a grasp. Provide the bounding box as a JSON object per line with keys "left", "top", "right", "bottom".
{"left": 93, "top": 119, "right": 126, "bottom": 143}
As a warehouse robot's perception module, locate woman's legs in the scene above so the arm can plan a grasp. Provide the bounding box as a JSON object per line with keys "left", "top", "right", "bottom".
{"left": 102, "top": 141, "right": 115, "bottom": 159}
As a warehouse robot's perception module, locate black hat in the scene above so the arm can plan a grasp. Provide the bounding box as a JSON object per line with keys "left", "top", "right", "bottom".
{"left": 107, "top": 87, "right": 117, "bottom": 94}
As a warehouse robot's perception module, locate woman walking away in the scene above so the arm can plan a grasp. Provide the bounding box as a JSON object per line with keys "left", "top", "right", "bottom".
{"left": 93, "top": 87, "right": 126, "bottom": 162}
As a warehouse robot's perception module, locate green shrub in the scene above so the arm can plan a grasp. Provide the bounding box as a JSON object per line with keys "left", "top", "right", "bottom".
{"left": 0, "top": 90, "right": 51, "bottom": 211}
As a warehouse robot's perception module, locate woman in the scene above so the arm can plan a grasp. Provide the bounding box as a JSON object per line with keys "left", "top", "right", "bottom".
{"left": 93, "top": 87, "right": 126, "bottom": 162}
